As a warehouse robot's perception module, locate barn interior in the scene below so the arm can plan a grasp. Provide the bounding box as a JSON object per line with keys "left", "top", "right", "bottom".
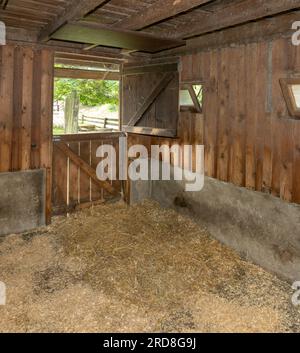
{"left": 0, "top": 0, "right": 300, "bottom": 333}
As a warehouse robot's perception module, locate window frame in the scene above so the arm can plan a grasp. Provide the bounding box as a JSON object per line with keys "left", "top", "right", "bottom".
{"left": 179, "top": 82, "right": 203, "bottom": 114}
{"left": 280, "top": 78, "right": 300, "bottom": 119}
{"left": 53, "top": 65, "right": 121, "bottom": 136}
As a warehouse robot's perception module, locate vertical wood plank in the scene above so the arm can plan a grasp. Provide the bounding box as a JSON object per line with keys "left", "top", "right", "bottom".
{"left": 69, "top": 142, "right": 80, "bottom": 207}
{"left": 0, "top": 45, "right": 14, "bottom": 172}
{"left": 40, "top": 49, "right": 54, "bottom": 224}
{"left": 11, "top": 46, "right": 23, "bottom": 171}
{"left": 217, "top": 47, "right": 230, "bottom": 182}
{"left": 52, "top": 144, "right": 68, "bottom": 211}
{"left": 20, "top": 47, "right": 34, "bottom": 170}
{"left": 31, "top": 49, "right": 42, "bottom": 169}
{"left": 204, "top": 50, "right": 217, "bottom": 178}
{"left": 91, "top": 139, "right": 103, "bottom": 202}
{"left": 79, "top": 141, "right": 91, "bottom": 203}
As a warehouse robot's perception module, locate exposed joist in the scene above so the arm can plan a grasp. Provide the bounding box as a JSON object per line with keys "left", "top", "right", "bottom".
{"left": 123, "top": 63, "right": 178, "bottom": 76}
{"left": 55, "top": 58, "right": 119, "bottom": 71}
{"left": 55, "top": 52, "right": 122, "bottom": 65}
{"left": 55, "top": 50, "right": 126, "bottom": 63}
{"left": 155, "top": 10, "right": 300, "bottom": 56}
{"left": 38, "top": 0, "right": 109, "bottom": 42}
{"left": 54, "top": 67, "right": 120, "bottom": 80}
{"left": 117, "top": 0, "right": 212, "bottom": 30}
{"left": 51, "top": 22, "right": 184, "bottom": 53}
{"left": 161, "top": 0, "right": 300, "bottom": 39}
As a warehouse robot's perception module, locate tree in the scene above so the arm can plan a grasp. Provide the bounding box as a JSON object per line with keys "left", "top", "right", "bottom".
{"left": 54, "top": 78, "right": 119, "bottom": 107}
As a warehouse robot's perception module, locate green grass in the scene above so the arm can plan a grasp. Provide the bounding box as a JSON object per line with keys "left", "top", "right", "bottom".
{"left": 53, "top": 127, "right": 65, "bottom": 135}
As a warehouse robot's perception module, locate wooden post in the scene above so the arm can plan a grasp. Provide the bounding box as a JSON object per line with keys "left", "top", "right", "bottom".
{"left": 64, "top": 90, "right": 79, "bottom": 134}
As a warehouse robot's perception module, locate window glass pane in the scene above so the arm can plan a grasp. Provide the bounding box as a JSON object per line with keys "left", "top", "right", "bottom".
{"left": 291, "top": 85, "right": 300, "bottom": 108}
{"left": 179, "top": 89, "right": 193, "bottom": 106}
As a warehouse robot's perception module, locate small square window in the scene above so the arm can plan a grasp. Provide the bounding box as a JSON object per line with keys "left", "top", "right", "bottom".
{"left": 180, "top": 89, "right": 194, "bottom": 106}
{"left": 180, "top": 83, "right": 203, "bottom": 113}
{"left": 193, "top": 85, "right": 203, "bottom": 106}
{"left": 291, "top": 85, "right": 300, "bottom": 108}
{"left": 280, "top": 78, "right": 300, "bottom": 119}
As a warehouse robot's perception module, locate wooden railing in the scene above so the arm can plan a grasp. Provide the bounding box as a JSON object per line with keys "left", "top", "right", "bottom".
{"left": 79, "top": 115, "right": 119, "bottom": 132}
{"left": 52, "top": 132, "right": 123, "bottom": 215}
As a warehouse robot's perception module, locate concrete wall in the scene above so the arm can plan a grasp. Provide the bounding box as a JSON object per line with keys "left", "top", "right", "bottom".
{"left": 0, "top": 170, "right": 46, "bottom": 236}
{"left": 130, "top": 172, "right": 300, "bottom": 282}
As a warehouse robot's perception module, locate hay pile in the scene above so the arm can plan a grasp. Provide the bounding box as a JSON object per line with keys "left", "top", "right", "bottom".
{"left": 0, "top": 200, "right": 299, "bottom": 333}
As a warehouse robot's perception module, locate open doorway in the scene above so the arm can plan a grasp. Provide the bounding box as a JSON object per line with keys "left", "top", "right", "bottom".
{"left": 53, "top": 59, "right": 120, "bottom": 135}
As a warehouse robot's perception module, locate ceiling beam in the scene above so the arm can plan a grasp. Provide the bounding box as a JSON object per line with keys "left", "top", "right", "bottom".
{"left": 38, "top": 0, "right": 109, "bottom": 42}
{"left": 54, "top": 67, "right": 120, "bottom": 81}
{"left": 163, "top": 0, "right": 300, "bottom": 39}
{"left": 51, "top": 22, "right": 185, "bottom": 53}
{"left": 55, "top": 56, "right": 120, "bottom": 70}
{"left": 117, "top": 0, "right": 212, "bottom": 30}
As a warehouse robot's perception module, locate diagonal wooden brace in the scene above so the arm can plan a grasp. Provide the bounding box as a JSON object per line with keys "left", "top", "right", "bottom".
{"left": 55, "top": 142, "right": 119, "bottom": 196}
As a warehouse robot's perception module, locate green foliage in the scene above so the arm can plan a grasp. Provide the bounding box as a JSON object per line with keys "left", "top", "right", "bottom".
{"left": 54, "top": 78, "right": 119, "bottom": 107}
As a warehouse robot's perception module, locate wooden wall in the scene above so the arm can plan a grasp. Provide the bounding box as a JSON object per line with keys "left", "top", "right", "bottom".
{"left": 127, "top": 37, "right": 300, "bottom": 204}
{"left": 1, "top": 36, "right": 299, "bottom": 223}
{"left": 0, "top": 44, "right": 54, "bottom": 220}
{"left": 126, "top": 111, "right": 204, "bottom": 202}
{"left": 180, "top": 37, "right": 300, "bottom": 204}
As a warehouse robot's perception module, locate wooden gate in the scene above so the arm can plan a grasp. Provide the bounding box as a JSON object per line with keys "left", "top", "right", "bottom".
{"left": 52, "top": 132, "right": 122, "bottom": 214}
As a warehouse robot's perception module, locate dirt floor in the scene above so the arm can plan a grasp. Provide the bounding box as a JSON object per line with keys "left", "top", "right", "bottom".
{"left": 0, "top": 200, "right": 299, "bottom": 333}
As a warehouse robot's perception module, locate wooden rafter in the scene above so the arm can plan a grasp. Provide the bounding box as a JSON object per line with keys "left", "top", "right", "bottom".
{"left": 54, "top": 67, "right": 120, "bottom": 80}
{"left": 160, "top": 0, "right": 300, "bottom": 39}
{"left": 55, "top": 58, "right": 119, "bottom": 71}
{"left": 154, "top": 10, "right": 300, "bottom": 56}
{"left": 55, "top": 52, "right": 123, "bottom": 65}
{"left": 55, "top": 142, "right": 119, "bottom": 196}
{"left": 117, "top": 0, "right": 212, "bottom": 30}
{"left": 50, "top": 22, "right": 184, "bottom": 53}
{"left": 38, "top": 0, "right": 109, "bottom": 42}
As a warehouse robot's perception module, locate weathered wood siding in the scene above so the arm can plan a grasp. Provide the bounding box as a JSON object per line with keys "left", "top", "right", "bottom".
{"left": 122, "top": 63, "right": 179, "bottom": 137}
{"left": 0, "top": 44, "right": 54, "bottom": 220}
{"left": 0, "top": 44, "right": 54, "bottom": 173}
{"left": 127, "top": 37, "right": 300, "bottom": 204}
{"left": 180, "top": 37, "right": 300, "bottom": 204}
